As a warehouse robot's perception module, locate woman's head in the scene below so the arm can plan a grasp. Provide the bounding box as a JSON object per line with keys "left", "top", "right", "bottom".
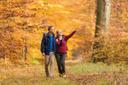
{"left": 56, "top": 30, "right": 63, "bottom": 36}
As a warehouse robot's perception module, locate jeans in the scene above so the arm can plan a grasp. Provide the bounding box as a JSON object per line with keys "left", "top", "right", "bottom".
{"left": 44, "top": 52, "right": 54, "bottom": 77}
{"left": 55, "top": 53, "right": 66, "bottom": 75}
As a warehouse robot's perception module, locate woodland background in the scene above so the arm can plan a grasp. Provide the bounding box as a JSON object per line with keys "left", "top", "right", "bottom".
{"left": 0, "top": 0, "right": 128, "bottom": 64}
{"left": 0, "top": 0, "right": 128, "bottom": 85}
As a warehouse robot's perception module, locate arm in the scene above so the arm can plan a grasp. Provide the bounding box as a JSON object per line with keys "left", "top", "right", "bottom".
{"left": 41, "top": 33, "right": 46, "bottom": 53}
{"left": 53, "top": 37, "right": 56, "bottom": 52}
{"left": 56, "top": 39, "right": 61, "bottom": 45}
{"left": 65, "top": 30, "right": 76, "bottom": 40}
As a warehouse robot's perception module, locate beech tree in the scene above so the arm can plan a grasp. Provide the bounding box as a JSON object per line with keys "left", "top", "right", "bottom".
{"left": 92, "top": 0, "right": 111, "bottom": 63}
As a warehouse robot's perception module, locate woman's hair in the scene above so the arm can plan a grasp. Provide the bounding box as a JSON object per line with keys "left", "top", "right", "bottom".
{"left": 56, "top": 30, "right": 64, "bottom": 39}
{"left": 56, "top": 31, "right": 59, "bottom": 38}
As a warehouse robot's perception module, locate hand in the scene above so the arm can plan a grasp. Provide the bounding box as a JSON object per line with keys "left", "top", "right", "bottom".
{"left": 56, "top": 39, "right": 58, "bottom": 42}
{"left": 42, "top": 53, "right": 45, "bottom": 56}
{"left": 75, "top": 29, "right": 82, "bottom": 34}
{"left": 76, "top": 29, "right": 80, "bottom": 32}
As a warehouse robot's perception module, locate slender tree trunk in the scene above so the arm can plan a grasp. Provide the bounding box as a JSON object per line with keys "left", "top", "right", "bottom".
{"left": 92, "top": 0, "right": 111, "bottom": 63}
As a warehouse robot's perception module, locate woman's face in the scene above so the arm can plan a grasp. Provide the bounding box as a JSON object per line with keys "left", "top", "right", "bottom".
{"left": 57, "top": 30, "right": 63, "bottom": 36}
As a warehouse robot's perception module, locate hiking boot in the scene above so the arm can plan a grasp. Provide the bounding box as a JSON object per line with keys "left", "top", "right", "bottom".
{"left": 62, "top": 74, "right": 67, "bottom": 78}
{"left": 59, "top": 74, "right": 63, "bottom": 77}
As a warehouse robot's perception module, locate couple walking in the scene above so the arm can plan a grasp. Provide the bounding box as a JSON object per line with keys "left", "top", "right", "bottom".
{"left": 41, "top": 26, "right": 76, "bottom": 78}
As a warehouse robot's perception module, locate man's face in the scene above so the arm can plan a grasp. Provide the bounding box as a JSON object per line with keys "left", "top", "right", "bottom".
{"left": 49, "top": 27, "right": 54, "bottom": 33}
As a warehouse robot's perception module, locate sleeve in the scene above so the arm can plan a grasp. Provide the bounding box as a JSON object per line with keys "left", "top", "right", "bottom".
{"left": 53, "top": 37, "right": 56, "bottom": 52}
{"left": 41, "top": 33, "right": 46, "bottom": 53}
{"left": 65, "top": 31, "right": 76, "bottom": 41}
{"left": 56, "top": 39, "right": 60, "bottom": 45}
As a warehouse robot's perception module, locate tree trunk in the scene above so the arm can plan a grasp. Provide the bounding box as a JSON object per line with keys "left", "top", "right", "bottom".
{"left": 92, "top": 0, "right": 111, "bottom": 63}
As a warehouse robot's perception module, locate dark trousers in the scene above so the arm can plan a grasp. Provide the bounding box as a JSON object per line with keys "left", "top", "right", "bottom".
{"left": 55, "top": 53, "right": 66, "bottom": 74}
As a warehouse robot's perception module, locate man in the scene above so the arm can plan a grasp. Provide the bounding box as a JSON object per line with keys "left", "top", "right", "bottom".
{"left": 41, "top": 26, "right": 56, "bottom": 78}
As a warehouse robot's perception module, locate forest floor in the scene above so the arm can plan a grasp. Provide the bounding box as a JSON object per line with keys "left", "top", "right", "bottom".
{"left": 0, "top": 62, "right": 128, "bottom": 85}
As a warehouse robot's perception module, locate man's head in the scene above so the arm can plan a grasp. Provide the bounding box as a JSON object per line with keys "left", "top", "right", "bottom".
{"left": 48, "top": 26, "right": 54, "bottom": 33}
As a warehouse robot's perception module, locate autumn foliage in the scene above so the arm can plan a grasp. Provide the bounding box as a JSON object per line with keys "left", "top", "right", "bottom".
{"left": 0, "top": 0, "right": 128, "bottom": 64}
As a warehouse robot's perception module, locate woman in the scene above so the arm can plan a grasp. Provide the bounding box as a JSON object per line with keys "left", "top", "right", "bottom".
{"left": 55, "top": 30, "right": 76, "bottom": 78}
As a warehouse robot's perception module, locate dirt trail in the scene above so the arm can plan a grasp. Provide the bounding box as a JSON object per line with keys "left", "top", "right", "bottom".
{"left": 67, "top": 72, "right": 128, "bottom": 85}
{"left": 1, "top": 64, "right": 128, "bottom": 85}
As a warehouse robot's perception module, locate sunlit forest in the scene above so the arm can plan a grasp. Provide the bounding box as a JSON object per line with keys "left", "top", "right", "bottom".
{"left": 0, "top": 0, "right": 128, "bottom": 85}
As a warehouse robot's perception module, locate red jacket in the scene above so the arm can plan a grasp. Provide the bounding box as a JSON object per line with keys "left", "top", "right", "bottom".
{"left": 56, "top": 31, "right": 76, "bottom": 54}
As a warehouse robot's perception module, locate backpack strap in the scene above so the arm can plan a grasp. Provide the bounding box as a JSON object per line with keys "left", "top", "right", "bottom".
{"left": 43, "top": 32, "right": 48, "bottom": 38}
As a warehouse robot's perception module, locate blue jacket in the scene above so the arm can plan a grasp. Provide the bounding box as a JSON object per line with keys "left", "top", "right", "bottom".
{"left": 41, "top": 32, "right": 56, "bottom": 55}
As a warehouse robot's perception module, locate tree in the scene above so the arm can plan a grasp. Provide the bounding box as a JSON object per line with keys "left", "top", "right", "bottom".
{"left": 92, "top": 0, "right": 111, "bottom": 63}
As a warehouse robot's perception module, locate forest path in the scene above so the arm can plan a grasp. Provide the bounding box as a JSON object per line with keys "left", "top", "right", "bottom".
{"left": 0, "top": 62, "right": 128, "bottom": 85}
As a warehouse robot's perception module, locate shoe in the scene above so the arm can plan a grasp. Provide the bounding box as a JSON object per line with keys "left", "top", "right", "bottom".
{"left": 59, "top": 74, "right": 63, "bottom": 77}
{"left": 62, "top": 74, "right": 67, "bottom": 78}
